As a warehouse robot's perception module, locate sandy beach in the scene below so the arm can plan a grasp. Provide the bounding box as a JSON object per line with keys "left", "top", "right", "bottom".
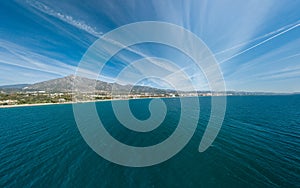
{"left": 0, "top": 101, "right": 77, "bottom": 108}
{"left": 0, "top": 97, "right": 175, "bottom": 109}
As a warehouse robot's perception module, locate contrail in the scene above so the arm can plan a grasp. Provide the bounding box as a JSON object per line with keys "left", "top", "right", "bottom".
{"left": 160, "top": 21, "right": 300, "bottom": 78}
{"left": 214, "top": 20, "right": 300, "bottom": 56}
{"left": 219, "top": 21, "right": 300, "bottom": 64}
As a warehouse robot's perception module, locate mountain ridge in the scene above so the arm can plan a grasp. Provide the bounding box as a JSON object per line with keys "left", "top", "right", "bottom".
{"left": 0, "top": 75, "right": 171, "bottom": 94}
{"left": 0, "top": 75, "right": 297, "bottom": 95}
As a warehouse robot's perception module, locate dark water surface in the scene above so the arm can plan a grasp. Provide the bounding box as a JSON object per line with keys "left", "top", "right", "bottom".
{"left": 0, "top": 96, "right": 299, "bottom": 187}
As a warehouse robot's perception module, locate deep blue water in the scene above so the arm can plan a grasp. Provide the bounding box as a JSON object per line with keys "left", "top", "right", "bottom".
{"left": 0, "top": 96, "right": 299, "bottom": 187}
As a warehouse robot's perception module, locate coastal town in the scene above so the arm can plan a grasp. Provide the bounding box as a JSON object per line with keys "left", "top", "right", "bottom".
{"left": 0, "top": 90, "right": 194, "bottom": 106}
{"left": 0, "top": 75, "right": 288, "bottom": 107}
{"left": 0, "top": 88, "right": 283, "bottom": 107}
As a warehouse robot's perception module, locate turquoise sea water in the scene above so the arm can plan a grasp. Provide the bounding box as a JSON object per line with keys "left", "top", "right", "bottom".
{"left": 0, "top": 96, "right": 299, "bottom": 187}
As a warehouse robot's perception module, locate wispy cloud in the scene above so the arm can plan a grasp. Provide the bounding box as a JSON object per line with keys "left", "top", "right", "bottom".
{"left": 219, "top": 21, "right": 300, "bottom": 64}
{"left": 0, "top": 39, "right": 116, "bottom": 84}
{"left": 194, "top": 1, "right": 278, "bottom": 52}
{"left": 221, "top": 37, "right": 300, "bottom": 92}
{"left": 214, "top": 20, "right": 300, "bottom": 57}
{"left": 25, "top": 0, "right": 102, "bottom": 37}
{"left": 252, "top": 53, "right": 300, "bottom": 80}
{"left": 1, "top": 1, "right": 299, "bottom": 91}
{"left": 0, "top": 39, "right": 75, "bottom": 76}
{"left": 227, "top": 37, "right": 300, "bottom": 77}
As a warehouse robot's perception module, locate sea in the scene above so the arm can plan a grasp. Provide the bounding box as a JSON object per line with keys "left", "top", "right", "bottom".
{"left": 0, "top": 96, "right": 299, "bottom": 187}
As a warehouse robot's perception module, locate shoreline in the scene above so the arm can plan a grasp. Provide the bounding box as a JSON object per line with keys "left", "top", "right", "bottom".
{"left": 0, "top": 96, "right": 175, "bottom": 109}
{"left": 0, "top": 94, "right": 298, "bottom": 109}
{"left": 0, "top": 101, "right": 76, "bottom": 108}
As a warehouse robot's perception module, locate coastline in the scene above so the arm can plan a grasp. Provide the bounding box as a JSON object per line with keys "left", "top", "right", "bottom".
{"left": 0, "top": 101, "right": 76, "bottom": 108}
{"left": 0, "top": 97, "right": 174, "bottom": 109}
{"left": 0, "top": 94, "right": 297, "bottom": 109}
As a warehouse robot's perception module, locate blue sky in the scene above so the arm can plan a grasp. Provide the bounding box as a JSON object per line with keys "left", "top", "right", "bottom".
{"left": 0, "top": 0, "right": 299, "bottom": 92}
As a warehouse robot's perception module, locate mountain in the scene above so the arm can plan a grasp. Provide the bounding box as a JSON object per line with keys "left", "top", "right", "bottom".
{"left": 4, "top": 75, "right": 170, "bottom": 94}
{"left": 0, "top": 84, "right": 31, "bottom": 93}
{"left": 0, "top": 84, "right": 30, "bottom": 89}
{"left": 1, "top": 76, "right": 289, "bottom": 95}
{"left": 24, "top": 75, "right": 100, "bottom": 92}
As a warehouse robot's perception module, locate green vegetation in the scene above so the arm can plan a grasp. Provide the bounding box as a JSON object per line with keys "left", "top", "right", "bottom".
{"left": 0, "top": 92, "right": 73, "bottom": 105}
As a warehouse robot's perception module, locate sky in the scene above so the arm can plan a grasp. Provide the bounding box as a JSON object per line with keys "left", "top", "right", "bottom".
{"left": 0, "top": 0, "right": 300, "bottom": 92}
